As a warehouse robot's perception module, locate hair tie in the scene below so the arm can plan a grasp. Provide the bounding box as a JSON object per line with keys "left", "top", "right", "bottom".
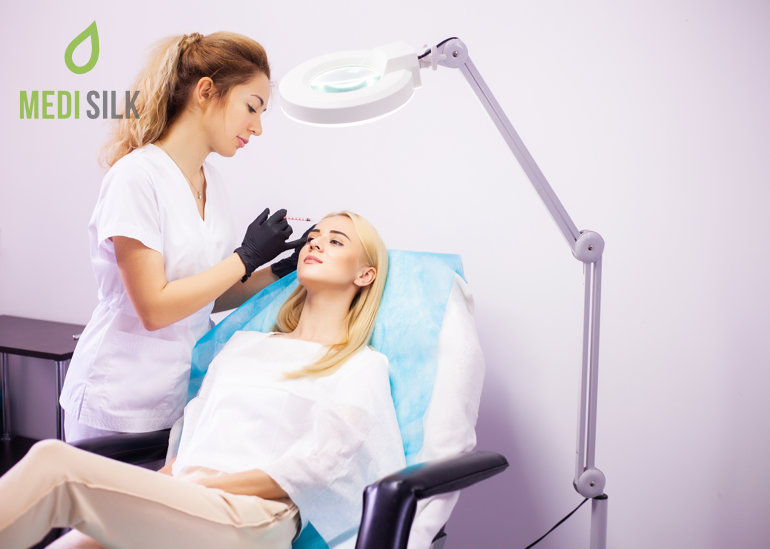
{"left": 179, "top": 32, "right": 203, "bottom": 53}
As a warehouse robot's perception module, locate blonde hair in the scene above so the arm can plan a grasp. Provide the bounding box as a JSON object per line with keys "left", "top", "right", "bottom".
{"left": 275, "top": 212, "right": 389, "bottom": 378}
{"left": 100, "top": 31, "right": 270, "bottom": 167}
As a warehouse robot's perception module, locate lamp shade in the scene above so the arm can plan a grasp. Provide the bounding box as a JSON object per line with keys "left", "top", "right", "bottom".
{"left": 278, "top": 42, "right": 421, "bottom": 125}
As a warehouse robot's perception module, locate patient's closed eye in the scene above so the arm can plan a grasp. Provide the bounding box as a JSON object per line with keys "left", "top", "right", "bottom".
{"left": 306, "top": 235, "right": 343, "bottom": 246}
{"left": 306, "top": 230, "right": 344, "bottom": 246}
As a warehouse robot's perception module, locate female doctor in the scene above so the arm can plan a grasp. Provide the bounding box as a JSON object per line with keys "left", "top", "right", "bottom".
{"left": 60, "top": 31, "right": 302, "bottom": 442}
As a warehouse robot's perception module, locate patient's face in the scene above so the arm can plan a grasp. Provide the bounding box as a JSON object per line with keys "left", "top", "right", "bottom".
{"left": 297, "top": 216, "right": 369, "bottom": 290}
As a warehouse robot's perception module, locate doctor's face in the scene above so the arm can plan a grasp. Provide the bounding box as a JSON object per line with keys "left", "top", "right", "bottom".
{"left": 206, "top": 72, "right": 270, "bottom": 157}
{"left": 297, "top": 216, "right": 374, "bottom": 292}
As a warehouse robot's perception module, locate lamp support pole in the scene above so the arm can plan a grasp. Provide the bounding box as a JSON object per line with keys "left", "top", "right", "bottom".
{"left": 424, "top": 38, "right": 608, "bottom": 548}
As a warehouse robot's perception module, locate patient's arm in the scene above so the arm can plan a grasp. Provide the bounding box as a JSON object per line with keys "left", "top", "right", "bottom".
{"left": 194, "top": 468, "right": 288, "bottom": 500}
{"left": 160, "top": 453, "right": 285, "bottom": 498}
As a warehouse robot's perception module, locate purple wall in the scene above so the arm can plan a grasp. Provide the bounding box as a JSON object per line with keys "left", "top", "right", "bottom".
{"left": 2, "top": 1, "right": 769, "bottom": 547}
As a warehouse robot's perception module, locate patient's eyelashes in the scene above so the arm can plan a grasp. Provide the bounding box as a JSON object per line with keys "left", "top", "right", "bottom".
{"left": 305, "top": 236, "right": 343, "bottom": 247}
{"left": 305, "top": 230, "right": 344, "bottom": 247}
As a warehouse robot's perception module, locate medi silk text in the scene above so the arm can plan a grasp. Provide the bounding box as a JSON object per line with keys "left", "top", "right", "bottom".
{"left": 19, "top": 90, "right": 140, "bottom": 119}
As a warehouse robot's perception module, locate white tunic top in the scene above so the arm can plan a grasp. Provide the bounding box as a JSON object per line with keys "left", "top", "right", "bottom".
{"left": 172, "top": 331, "right": 406, "bottom": 543}
{"left": 60, "top": 144, "right": 236, "bottom": 432}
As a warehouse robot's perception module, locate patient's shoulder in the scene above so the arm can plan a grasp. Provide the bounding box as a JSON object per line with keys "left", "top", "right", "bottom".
{"left": 215, "top": 330, "right": 271, "bottom": 358}
{"left": 339, "top": 345, "right": 389, "bottom": 380}
{"left": 327, "top": 347, "right": 392, "bottom": 410}
{"left": 230, "top": 329, "right": 270, "bottom": 341}
{"left": 224, "top": 330, "right": 270, "bottom": 346}
{"left": 354, "top": 344, "right": 388, "bottom": 364}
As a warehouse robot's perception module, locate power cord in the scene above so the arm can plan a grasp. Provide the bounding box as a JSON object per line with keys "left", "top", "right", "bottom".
{"left": 524, "top": 497, "right": 589, "bottom": 548}
{"left": 417, "top": 37, "right": 458, "bottom": 59}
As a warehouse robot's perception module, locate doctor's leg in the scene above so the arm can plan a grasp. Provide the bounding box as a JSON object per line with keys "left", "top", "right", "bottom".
{"left": 0, "top": 440, "right": 298, "bottom": 549}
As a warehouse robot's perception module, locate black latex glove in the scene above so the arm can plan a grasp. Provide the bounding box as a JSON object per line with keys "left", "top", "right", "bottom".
{"left": 270, "top": 224, "right": 316, "bottom": 279}
{"left": 235, "top": 208, "right": 300, "bottom": 282}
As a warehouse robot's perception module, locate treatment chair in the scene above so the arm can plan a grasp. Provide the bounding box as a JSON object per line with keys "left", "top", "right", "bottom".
{"left": 71, "top": 250, "right": 508, "bottom": 549}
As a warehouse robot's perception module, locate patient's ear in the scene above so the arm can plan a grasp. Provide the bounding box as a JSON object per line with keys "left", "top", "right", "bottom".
{"left": 354, "top": 266, "right": 376, "bottom": 288}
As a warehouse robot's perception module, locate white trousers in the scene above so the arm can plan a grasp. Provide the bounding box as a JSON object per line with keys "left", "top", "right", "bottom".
{"left": 0, "top": 440, "right": 299, "bottom": 549}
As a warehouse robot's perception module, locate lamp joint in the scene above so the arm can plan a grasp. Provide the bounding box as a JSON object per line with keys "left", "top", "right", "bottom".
{"left": 574, "top": 230, "right": 605, "bottom": 263}
{"left": 575, "top": 467, "right": 606, "bottom": 498}
{"left": 435, "top": 38, "right": 468, "bottom": 68}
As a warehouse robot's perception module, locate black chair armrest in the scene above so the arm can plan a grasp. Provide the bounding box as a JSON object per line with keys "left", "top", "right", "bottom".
{"left": 71, "top": 429, "right": 170, "bottom": 464}
{"left": 356, "top": 450, "right": 508, "bottom": 549}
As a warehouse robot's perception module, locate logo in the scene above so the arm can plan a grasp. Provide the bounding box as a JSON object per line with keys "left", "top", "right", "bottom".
{"left": 64, "top": 21, "right": 100, "bottom": 75}
{"left": 19, "top": 21, "right": 139, "bottom": 120}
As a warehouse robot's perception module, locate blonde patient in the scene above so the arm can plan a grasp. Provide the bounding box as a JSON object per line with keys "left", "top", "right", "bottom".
{"left": 0, "top": 212, "right": 406, "bottom": 549}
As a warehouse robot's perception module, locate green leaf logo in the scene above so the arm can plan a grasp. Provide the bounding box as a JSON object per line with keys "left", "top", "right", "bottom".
{"left": 65, "top": 21, "right": 99, "bottom": 75}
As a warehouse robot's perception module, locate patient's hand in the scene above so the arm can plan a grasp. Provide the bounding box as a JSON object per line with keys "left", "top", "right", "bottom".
{"left": 157, "top": 456, "right": 176, "bottom": 476}
{"left": 192, "top": 469, "right": 288, "bottom": 499}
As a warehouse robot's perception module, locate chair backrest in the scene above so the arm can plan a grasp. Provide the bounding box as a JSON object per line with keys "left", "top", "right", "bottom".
{"left": 187, "top": 250, "right": 484, "bottom": 548}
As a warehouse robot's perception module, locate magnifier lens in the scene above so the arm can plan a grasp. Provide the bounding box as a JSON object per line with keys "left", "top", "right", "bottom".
{"left": 310, "top": 66, "right": 381, "bottom": 93}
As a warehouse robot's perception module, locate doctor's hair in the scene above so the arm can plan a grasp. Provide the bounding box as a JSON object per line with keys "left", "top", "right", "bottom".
{"left": 274, "top": 211, "right": 389, "bottom": 378}
{"left": 100, "top": 31, "right": 270, "bottom": 167}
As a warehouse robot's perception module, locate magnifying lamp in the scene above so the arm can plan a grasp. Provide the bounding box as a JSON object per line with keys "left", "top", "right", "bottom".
{"left": 279, "top": 37, "right": 608, "bottom": 549}
{"left": 279, "top": 42, "right": 421, "bottom": 125}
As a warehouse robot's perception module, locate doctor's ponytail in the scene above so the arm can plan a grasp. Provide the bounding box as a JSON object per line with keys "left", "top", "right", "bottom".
{"left": 100, "top": 31, "right": 270, "bottom": 167}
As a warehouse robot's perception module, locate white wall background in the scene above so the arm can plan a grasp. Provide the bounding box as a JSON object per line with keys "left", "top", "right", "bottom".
{"left": 2, "top": 1, "right": 769, "bottom": 547}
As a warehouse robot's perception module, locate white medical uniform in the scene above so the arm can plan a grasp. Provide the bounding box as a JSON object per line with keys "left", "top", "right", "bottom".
{"left": 173, "top": 331, "right": 406, "bottom": 545}
{"left": 60, "top": 144, "right": 236, "bottom": 434}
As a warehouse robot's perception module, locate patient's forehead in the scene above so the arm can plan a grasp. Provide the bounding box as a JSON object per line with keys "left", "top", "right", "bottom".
{"left": 314, "top": 215, "right": 355, "bottom": 236}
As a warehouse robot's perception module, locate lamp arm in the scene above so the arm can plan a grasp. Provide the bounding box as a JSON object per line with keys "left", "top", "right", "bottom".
{"left": 425, "top": 39, "right": 581, "bottom": 250}
{"left": 425, "top": 38, "right": 608, "bottom": 546}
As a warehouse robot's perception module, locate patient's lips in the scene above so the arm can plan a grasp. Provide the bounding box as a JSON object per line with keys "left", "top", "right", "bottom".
{"left": 236, "top": 136, "right": 248, "bottom": 148}
{"left": 304, "top": 255, "right": 322, "bottom": 264}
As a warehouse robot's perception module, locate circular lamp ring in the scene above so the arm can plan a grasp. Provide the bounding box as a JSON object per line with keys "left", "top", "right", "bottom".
{"left": 279, "top": 43, "right": 421, "bottom": 125}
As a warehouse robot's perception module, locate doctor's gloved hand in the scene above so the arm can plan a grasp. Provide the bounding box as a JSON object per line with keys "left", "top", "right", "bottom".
{"left": 235, "top": 208, "right": 294, "bottom": 282}
{"left": 271, "top": 224, "right": 315, "bottom": 279}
